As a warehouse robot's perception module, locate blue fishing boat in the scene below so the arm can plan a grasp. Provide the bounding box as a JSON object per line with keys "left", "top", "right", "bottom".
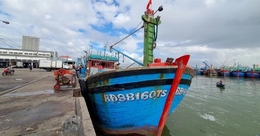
{"left": 193, "top": 65, "right": 203, "bottom": 75}
{"left": 231, "top": 70, "right": 245, "bottom": 77}
{"left": 79, "top": 1, "right": 194, "bottom": 135}
{"left": 245, "top": 71, "right": 260, "bottom": 78}
{"left": 245, "top": 65, "right": 260, "bottom": 78}
{"left": 219, "top": 69, "right": 231, "bottom": 77}
{"left": 230, "top": 65, "right": 246, "bottom": 77}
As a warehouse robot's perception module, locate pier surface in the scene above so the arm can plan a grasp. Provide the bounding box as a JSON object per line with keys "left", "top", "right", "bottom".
{"left": 0, "top": 68, "right": 96, "bottom": 136}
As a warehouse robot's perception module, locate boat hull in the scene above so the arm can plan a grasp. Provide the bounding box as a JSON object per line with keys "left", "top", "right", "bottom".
{"left": 80, "top": 67, "right": 194, "bottom": 135}
{"left": 231, "top": 71, "right": 245, "bottom": 77}
{"left": 220, "top": 71, "right": 231, "bottom": 77}
{"left": 246, "top": 72, "right": 260, "bottom": 78}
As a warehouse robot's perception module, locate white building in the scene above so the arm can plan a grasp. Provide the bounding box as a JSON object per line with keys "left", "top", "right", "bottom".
{"left": 22, "top": 36, "right": 39, "bottom": 50}
{"left": 0, "top": 47, "right": 58, "bottom": 68}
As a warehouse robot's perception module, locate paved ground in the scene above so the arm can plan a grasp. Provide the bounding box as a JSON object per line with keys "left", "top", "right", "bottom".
{"left": 0, "top": 68, "right": 96, "bottom": 136}
{"left": 0, "top": 68, "right": 49, "bottom": 92}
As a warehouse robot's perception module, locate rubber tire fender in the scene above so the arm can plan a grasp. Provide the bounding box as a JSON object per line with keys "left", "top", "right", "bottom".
{"left": 79, "top": 80, "right": 87, "bottom": 97}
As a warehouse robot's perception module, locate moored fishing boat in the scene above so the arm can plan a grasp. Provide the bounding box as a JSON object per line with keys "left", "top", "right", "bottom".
{"left": 219, "top": 69, "right": 231, "bottom": 77}
{"left": 245, "top": 64, "right": 260, "bottom": 78}
{"left": 193, "top": 65, "right": 202, "bottom": 75}
{"left": 79, "top": 1, "right": 194, "bottom": 135}
{"left": 231, "top": 70, "right": 245, "bottom": 77}
{"left": 230, "top": 65, "right": 246, "bottom": 77}
{"left": 245, "top": 70, "right": 260, "bottom": 78}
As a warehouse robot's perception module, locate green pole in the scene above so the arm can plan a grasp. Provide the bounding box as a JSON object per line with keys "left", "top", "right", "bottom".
{"left": 142, "top": 12, "right": 161, "bottom": 66}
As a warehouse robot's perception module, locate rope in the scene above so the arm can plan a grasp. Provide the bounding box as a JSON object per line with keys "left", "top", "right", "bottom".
{"left": 153, "top": 18, "right": 159, "bottom": 49}
{"left": 133, "top": 21, "right": 143, "bottom": 33}
{"left": 110, "top": 25, "right": 144, "bottom": 49}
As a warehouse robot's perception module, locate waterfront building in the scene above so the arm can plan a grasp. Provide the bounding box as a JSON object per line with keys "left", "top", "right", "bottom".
{"left": 0, "top": 47, "right": 57, "bottom": 68}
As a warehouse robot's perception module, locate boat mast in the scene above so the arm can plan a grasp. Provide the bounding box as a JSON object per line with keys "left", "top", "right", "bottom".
{"left": 142, "top": 0, "right": 162, "bottom": 66}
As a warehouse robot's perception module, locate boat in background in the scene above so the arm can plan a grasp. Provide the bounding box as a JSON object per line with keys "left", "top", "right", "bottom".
{"left": 193, "top": 65, "right": 203, "bottom": 75}
{"left": 207, "top": 68, "right": 218, "bottom": 76}
{"left": 245, "top": 70, "right": 260, "bottom": 78}
{"left": 231, "top": 70, "right": 245, "bottom": 77}
{"left": 245, "top": 64, "right": 260, "bottom": 78}
{"left": 219, "top": 69, "right": 231, "bottom": 77}
{"left": 230, "top": 65, "right": 246, "bottom": 77}
{"left": 200, "top": 61, "right": 210, "bottom": 75}
{"left": 79, "top": 1, "right": 194, "bottom": 136}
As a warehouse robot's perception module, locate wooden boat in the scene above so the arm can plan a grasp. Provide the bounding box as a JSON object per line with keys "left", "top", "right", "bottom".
{"left": 79, "top": 1, "right": 194, "bottom": 135}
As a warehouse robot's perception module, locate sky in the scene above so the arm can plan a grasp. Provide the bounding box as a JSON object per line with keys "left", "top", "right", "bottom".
{"left": 1, "top": 0, "right": 260, "bottom": 68}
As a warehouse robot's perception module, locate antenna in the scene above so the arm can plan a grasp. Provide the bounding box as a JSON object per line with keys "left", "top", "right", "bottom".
{"left": 89, "top": 44, "right": 93, "bottom": 54}
{"left": 104, "top": 41, "right": 108, "bottom": 56}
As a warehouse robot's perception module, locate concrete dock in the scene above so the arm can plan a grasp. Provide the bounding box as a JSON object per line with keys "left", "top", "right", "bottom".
{"left": 0, "top": 68, "right": 96, "bottom": 136}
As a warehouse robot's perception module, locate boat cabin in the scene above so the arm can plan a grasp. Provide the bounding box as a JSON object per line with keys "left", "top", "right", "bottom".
{"left": 87, "top": 54, "right": 118, "bottom": 76}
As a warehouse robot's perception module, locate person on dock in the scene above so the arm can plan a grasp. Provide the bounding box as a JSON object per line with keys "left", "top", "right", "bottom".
{"left": 78, "top": 65, "right": 82, "bottom": 74}
{"left": 29, "top": 64, "right": 33, "bottom": 71}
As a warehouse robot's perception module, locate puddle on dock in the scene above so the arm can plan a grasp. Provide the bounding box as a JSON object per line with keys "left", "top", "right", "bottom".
{"left": 4, "top": 90, "right": 55, "bottom": 97}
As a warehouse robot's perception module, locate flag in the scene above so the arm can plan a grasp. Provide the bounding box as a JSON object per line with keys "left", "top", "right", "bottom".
{"left": 146, "top": 0, "right": 152, "bottom": 10}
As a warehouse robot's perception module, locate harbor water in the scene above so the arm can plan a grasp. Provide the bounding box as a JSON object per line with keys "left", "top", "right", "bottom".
{"left": 163, "top": 75, "right": 260, "bottom": 136}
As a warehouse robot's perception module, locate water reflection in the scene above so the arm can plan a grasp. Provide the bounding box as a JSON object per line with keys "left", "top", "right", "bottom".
{"left": 224, "top": 77, "right": 260, "bottom": 86}
{"left": 218, "top": 87, "right": 225, "bottom": 91}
